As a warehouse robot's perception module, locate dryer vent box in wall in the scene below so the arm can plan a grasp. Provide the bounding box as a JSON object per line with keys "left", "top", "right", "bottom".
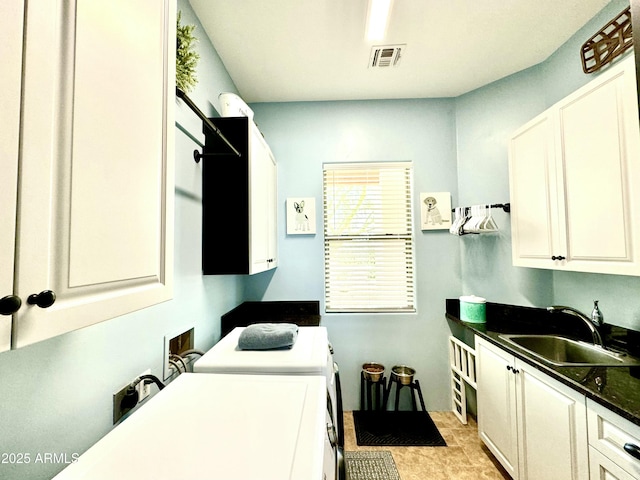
{"left": 163, "top": 327, "right": 194, "bottom": 380}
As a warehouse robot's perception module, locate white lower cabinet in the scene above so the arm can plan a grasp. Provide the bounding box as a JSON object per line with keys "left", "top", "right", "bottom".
{"left": 476, "top": 337, "right": 589, "bottom": 480}
{"left": 587, "top": 399, "right": 640, "bottom": 479}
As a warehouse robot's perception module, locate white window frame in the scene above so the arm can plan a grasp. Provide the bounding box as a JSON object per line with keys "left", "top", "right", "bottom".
{"left": 323, "top": 161, "right": 416, "bottom": 313}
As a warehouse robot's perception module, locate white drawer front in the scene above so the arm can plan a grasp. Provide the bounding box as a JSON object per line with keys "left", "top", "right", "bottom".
{"left": 587, "top": 399, "right": 640, "bottom": 478}
{"left": 589, "top": 447, "right": 637, "bottom": 480}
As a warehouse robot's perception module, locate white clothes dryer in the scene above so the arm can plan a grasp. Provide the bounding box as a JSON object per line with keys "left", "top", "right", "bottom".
{"left": 54, "top": 374, "right": 335, "bottom": 480}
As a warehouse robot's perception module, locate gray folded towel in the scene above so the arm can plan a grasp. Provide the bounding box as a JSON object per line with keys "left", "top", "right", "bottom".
{"left": 237, "top": 323, "right": 299, "bottom": 350}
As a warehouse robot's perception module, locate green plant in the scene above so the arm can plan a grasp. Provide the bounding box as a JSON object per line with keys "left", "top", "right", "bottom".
{"left": 176, "top": 11, "right": 199, "bottom": 93}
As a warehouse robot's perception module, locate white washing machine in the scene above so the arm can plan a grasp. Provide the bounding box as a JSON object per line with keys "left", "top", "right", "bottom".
{"left": 194, "top": 326, "right": 331, "bottom": 375}
{"left": 54, "top": 374, "right": 335, "bottom": 480}
{"left": 193, "top": 326, "right": 345, "bottom": 478}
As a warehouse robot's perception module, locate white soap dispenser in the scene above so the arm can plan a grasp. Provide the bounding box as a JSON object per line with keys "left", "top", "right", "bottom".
{"left": 591, "top": 300, "right": 604, "bottom": 326}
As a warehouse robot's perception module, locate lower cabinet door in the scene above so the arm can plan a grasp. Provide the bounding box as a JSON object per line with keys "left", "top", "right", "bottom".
{"left": 476, "top": 337, "right": 588, "bottom": 480}
{"left": 477, "top": 338, "right": 519, "bottom": 479}
{"left": 517, "top": 363, "right": 589, "bottom": 480}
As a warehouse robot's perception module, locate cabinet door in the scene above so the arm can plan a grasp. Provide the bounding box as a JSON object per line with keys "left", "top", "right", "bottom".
{"left": 557, "top": 55, "right": 640, "bottom": 275}
{"left": 0, "top": 0, "right": 25, "bottom": 352}
{"left": 509, "top": 111, "right": 559, "bottom": 269}
{"left": 249, "top": 124, "right": 272, "bottom": 274}
{"left": 14, "top": 0, "right": 175, "bottom": 348}
{"left": 517, "top": 362, "right": 588, "bottom": 480}
{"left": 476, "top": 338, "right": 519, "bottom": 479}
{"left": 267, "top": 152, "right": 278, "bottom": 268}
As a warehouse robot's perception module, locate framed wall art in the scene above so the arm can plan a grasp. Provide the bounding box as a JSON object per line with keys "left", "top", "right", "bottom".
{"left": 420, "top": 192, "right": 451, "bottom": 230}
{"left": 286, "top": 197, "right": 316, "bottom": 234}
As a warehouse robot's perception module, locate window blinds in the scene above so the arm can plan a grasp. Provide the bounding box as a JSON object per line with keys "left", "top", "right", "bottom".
{"left": 323, "top": 162, "right": 415, "bottom": 313}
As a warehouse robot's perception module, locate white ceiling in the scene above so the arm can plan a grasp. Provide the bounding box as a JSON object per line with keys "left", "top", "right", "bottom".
{"left": 189, "top": 0, "right": 613, "bottom": 103}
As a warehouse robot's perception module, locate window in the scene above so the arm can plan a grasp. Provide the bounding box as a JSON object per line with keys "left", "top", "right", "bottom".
{"left": 323, "top": 162, "right": 415, "bottom": 313}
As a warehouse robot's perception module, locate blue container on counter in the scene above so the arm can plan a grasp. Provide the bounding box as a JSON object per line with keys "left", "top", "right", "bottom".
{"left": 459, "top": 295, "right": 486, "bottom": 323}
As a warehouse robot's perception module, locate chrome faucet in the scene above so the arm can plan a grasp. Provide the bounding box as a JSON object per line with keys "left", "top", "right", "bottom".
{"left": 547, "top": 306, "right": 604, "bottom": 347}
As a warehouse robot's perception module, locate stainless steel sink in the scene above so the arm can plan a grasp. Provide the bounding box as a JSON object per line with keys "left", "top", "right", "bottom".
{"left": 498, "top": 334, "right": 640, "bottom": 367}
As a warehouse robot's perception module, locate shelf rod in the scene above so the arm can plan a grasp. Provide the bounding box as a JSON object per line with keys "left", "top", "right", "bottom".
{"left": 451, "top": 203, "right": 511, "bottom": 213}
{"left": 176, "top": 87, "right": 241, "bottom": 158}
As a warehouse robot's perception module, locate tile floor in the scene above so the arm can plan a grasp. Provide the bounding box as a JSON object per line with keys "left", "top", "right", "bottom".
{"left": 344, "top": 411, "right": 511, "bottom": 480}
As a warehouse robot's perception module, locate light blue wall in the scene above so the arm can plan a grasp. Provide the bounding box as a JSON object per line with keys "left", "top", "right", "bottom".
{"left": 455, "top": 65, "right": 553, "bottom": 307}
{"left": 247, "top": 99, "right": 462, "bottom": 411}
{"left": 246, "top": 0, "right": 640, "bottom": 411}
{"left": 0, "top": 2, "right": 245, "bottom": 479}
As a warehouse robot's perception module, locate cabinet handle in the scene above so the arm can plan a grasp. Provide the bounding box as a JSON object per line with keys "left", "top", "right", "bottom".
{"left": 551, "top": 255, "right": 566, "bottom": 261}
{"left": 27, "top": 290, "right": 56, "bottom": 309}
{"left": 624, "top": 443, "right": 640, "bottom": 460}
{"left": 0, "top": 295, "right": 22, "bottom": 315}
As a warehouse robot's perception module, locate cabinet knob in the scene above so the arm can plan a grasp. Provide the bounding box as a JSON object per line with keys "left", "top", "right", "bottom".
{"left": 27, "top": 290, "right": 56, "bottom": 309}
{"left": 0, "top": 295, "right": 22, "bottom": 315}
{"left": 551, "top": 255, "right": 566, "bottom": 261}
{"left": 624, "top": 443, "right": 640, "bottom": 460}
{"left": 506, "top": 366, "right": 512, "bottom": 371}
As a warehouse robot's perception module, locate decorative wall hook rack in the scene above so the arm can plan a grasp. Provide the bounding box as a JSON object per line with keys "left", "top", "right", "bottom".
{"left": 176, "top": 87, "right": 241, "bottom": 161}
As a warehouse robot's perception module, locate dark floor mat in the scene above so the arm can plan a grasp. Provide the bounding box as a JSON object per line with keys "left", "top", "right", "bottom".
{"left": 353, "top": 411, "right": 447, "bottom": 447}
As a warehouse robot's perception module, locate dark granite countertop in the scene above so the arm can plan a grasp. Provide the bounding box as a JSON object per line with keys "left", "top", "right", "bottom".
{"left": 446, "top": 299, "right": 640, "bottom": 427}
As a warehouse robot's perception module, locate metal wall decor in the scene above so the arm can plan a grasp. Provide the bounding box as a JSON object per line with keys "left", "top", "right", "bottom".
{"left": 581, "top": 7, "right": 633, "bottom": 74}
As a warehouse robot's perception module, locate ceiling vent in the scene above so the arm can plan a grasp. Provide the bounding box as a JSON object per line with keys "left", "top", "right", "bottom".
{"left": 369, "top": 44, "right": 405, "bottom": 68}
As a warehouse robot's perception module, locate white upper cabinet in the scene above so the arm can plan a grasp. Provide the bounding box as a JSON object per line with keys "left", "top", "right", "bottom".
{"left": 509, "top": 55, "right": 640, "bottom": 276}
{"left": 249, "top": 122, "right": 278, "bottom": 274}
{"left": 0, "top": 0, "right": 26, "bottom": 352}
{"left": 509, "top": 110, "right": 559, "bottom": 268}
{"left": 201, "top": 117, "right": 278, "bottom": 275}
{"left": 3, "top": 0, "right": 175, "bottom": 349}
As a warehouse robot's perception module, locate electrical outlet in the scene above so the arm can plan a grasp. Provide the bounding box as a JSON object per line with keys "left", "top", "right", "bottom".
{"left": 113, "top": 370, "right": 152, "bottom": 424}
{"left": 113, "top": 382, "right": 135, "bottom": 424}
{"left": 137, "top": 369, "right": 151, "bottom": 402}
